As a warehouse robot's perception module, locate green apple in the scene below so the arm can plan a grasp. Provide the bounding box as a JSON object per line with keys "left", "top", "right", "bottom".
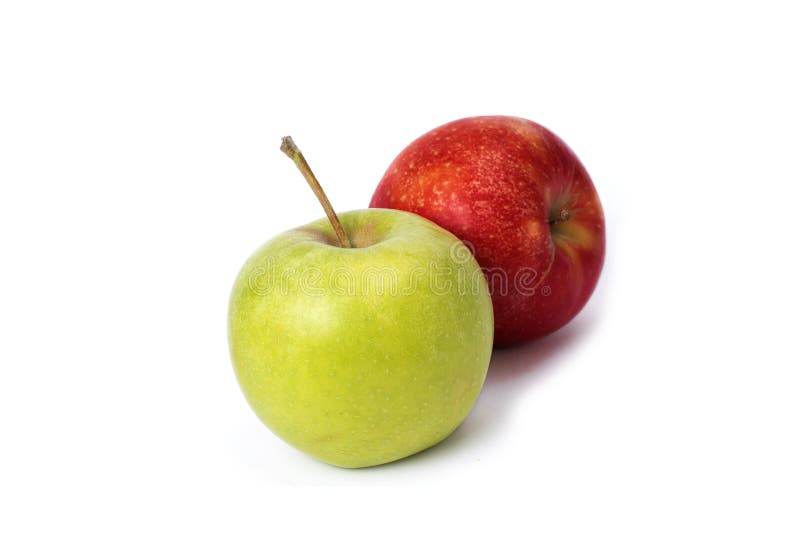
{"left": 228, "top": 207, "right": 494, "bottom": 468}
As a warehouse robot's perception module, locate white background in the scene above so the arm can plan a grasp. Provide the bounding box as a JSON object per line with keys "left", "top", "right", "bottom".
{"left": 1, "top": 0, "right": 799, "bottom": 532}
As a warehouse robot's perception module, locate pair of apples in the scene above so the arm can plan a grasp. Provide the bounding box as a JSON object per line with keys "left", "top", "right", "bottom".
{"left": 229, "top": 116, "right": 605, "bottom": 468}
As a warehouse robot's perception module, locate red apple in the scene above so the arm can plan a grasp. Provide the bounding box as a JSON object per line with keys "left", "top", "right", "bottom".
{"left": 370, "top": 116, "right": 605, "bottom": 346}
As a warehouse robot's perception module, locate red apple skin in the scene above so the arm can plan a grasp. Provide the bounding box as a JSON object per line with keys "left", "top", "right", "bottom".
{"left": 370, "top": 116, "right": 605, "bottom": 346}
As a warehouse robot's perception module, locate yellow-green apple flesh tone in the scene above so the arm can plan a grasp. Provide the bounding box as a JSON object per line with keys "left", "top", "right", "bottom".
{"left": 228, "top": 137, "right": 494, "bottom": 468}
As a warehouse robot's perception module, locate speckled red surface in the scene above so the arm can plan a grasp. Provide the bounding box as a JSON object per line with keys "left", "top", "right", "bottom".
{"left": 371, "top": 116, "right": 605, "bottom": 346}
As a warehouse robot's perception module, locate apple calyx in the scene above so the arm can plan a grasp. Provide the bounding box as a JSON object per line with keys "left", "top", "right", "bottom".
{"left": 549, "top": 208, "right": 572, "bottom": 226}
{"left": 280, "top": 136, "right": 352, "bottom": 248}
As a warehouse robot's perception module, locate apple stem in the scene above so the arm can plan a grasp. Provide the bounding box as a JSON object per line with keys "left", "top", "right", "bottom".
{"left": 280, "top": 136, "right": 352, "bottom": 248}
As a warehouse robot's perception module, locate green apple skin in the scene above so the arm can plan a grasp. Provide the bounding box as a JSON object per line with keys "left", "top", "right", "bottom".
{"left": 228, "top": 209, "right": 493, "bottom": 468}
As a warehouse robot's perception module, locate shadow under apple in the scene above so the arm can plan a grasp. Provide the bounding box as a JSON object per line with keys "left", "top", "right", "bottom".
{"left": 369, "top": 306, "right": 602, "bottom": 471}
